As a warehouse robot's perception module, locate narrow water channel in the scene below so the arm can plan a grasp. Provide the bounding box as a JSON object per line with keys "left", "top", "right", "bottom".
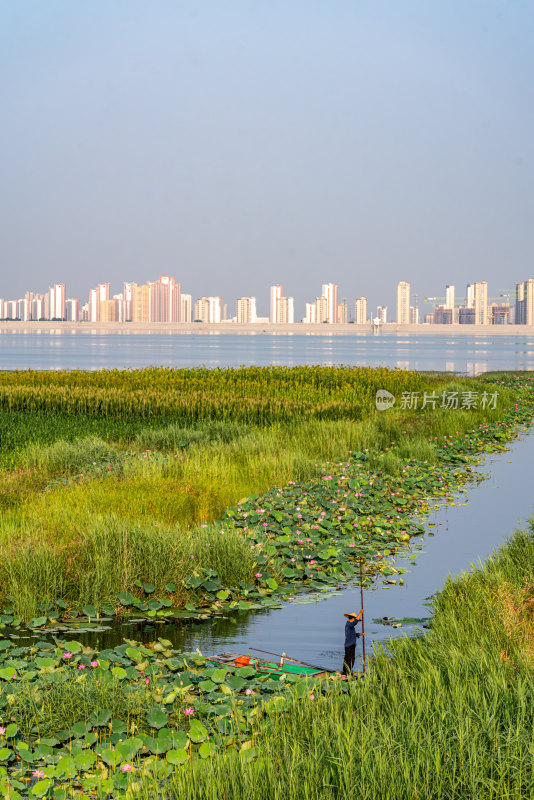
{"left": 14, "top": 431, "right": 534, "bottom": 672}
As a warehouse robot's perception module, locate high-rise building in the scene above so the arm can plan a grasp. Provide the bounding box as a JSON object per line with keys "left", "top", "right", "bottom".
{"left": 396, "top": 282, "right": 410, "bottom": 325}
{"left": 270, "top": 285, "right": 295, "bottom": 324}
{"left": 377, "top": 306, "right": 388, "bottom": 324}
{"left": 236, "top": 297, "right": 257, "bottom": 324}
{"left": 490, "top": 302, "right": 510, "bottom": 325}
{"left": 132, "top": 284, "right": 149, "bottom": 322}
{"left": 315, "top": 295, "right": 328, "bottom": 323}
{"left": 147, "top": 276, "right": 181, "bottom": 322}
{"left": 337, "top": 301, "right": 348, "bottom": 324}
{"left": 89, "top": 283, "right": 110, "bottom": 322}
{"left": 435, "top": 306, "right": 453, "bottom": 324}
{"left": 473, "top": 281, "right": 488, "bottom": 324}
{"left": 194, "top": 297, "right": 224, "bottom": 323}
{"left": 49, "top": 284, "right": 66, "bottom": 320}
{"left": 321, "top": 283, "right": 339, "bottom": 323}
{"left": 466, "top": 284, "right": 475, "bottom": 308}
{"left": 276, "top": 296, "right": 294, "bottom": 324}
{"left": 180, "top": 294, "right": 192, "bottom": 323}
{"left": 515, "top": 279, "right": 534, "bottom": 324}
{"left": 66, "top": 298, "right": 79, "bottom": 321}
{"left": 410, "top": 306, "right": 419, "bottom": 324}
{"left": 270, "top": 285, "right": 282, "bottom": 324}
{"left": 445, "top": 285, "right": 455, "bottom": 310}
{"left": 459, "top": 307, "right": 476, "bottom": 324}
{"left": 354, "top": 297, "right": 367, "bottom": 325}
{"left": 303, "top": 303, "right": 316, "bottom": 323}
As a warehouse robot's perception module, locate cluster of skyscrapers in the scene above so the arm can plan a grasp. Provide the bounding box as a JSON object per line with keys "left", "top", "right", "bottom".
{"left": 1, "top": 277, "right": 533, "bottom": 325}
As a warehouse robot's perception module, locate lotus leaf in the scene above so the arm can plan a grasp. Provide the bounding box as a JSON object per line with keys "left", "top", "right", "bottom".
{"left": 188, "top": 720, "right": 208, "bottom": 743}
{"left": 74, "top": 750, "right": 96, "bottom": 771}
{"left": 30, "top": 779, "right": 53, "bottom": 797}
{"left": 146, "top": 707, "right": 168, "bottom": 729}
{"left": 199, "top": 741, "right": 217, "bottom": 758}
{"left": 89, "top": 709, "right": 111, "bottom": 727}
{"left": 27, "top": 616, "right": 47, "bottom": 628}
{"left": 59, "top": 640, "right": 82, "bottom": 654}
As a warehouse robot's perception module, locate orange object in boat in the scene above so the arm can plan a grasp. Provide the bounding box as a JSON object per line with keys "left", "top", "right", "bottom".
{"left": 235, "top": 656, "right": 250, "bottom": 666}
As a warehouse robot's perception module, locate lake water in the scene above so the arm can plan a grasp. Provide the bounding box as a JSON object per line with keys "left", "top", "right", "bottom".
{"left": 3, "top": 330, "right": 534, "bottom": 373}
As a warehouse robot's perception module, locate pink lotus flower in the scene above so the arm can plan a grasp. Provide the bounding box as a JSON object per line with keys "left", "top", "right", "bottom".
{"left": 90, "top": 660, "right": 99, "bottom": 667}
{"left": 32, "top": 769, "right": 46, "bottom": 778}
{"left": 309, "top": 694, "right": 315, "bottom": 700}
{"left": 63, "top": 652, "right": 73, "bottom": 659}
{"left": 183, "top": 707, "right": 195, "bottom": 716}
{"left": 77, "top": 664, "right": 85, "bottom": 670}
{"left": 245, "top": 689, "right": 252, "bottom": 695}
{"left": 0, "top": 727, "right": 5, "bottom": 735}
{"left": 120, "top": 763, "right": 133, "bottom": 773}
{"left": 255, "top": 573, "right": 262, "bottom": 578}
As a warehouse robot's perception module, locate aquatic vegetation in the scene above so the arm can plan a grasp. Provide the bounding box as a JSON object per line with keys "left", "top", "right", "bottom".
{"left": 0, "top": 524, "right": 532, "bottom": 798}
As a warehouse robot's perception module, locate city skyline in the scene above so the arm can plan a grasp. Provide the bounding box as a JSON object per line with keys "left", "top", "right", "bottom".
{"left": 2, "top": 3, "right": 534, "bottom": 316}
{"left": 1, "top": 276, "right": 532, "bottom": 325}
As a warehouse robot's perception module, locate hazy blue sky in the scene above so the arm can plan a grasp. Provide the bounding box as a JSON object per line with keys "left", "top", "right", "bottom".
{"left": 1, "top": 1, "right": 533, "bottom": 317}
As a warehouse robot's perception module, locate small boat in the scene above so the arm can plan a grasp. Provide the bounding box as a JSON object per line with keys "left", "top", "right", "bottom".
{"left": 207, "top": 650, "right": 331, "bottom": 679}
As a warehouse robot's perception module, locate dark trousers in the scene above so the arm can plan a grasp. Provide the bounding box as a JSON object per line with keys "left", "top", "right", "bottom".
{"left": 343, "top": 644, "right": 355, "bottom": 675}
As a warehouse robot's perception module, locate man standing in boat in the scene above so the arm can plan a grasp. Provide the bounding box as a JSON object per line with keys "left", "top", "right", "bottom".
{"left": 343, "top": 610, "right": 364, "bottom": 675}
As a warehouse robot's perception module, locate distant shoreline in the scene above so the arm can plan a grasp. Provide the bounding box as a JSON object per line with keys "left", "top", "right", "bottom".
{"left": 2, "top": 321, "right": 534, "bottom": 336}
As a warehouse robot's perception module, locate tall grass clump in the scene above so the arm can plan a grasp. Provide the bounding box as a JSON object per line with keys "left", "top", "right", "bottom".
{"left": 0, "top": 513, "right": 256, "bottom": 616}
{"left": 22, "top": 435, "right": 122, "bottom": 475}
{"left": 135, "top": 421, "right": 248, "bottom": 452}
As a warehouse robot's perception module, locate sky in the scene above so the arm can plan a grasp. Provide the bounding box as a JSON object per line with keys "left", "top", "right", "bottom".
{"left": 1, "top": 1, "right": 533, "bottom": 317}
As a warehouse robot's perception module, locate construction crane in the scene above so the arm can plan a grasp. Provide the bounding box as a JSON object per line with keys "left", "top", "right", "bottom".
{"left": 424, "top": 291, "right": 513, "bottom": 305}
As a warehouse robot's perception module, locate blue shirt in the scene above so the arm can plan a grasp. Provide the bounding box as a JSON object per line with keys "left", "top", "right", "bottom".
{"left": 345, "top": 618, "right": 361, "bottom": 647}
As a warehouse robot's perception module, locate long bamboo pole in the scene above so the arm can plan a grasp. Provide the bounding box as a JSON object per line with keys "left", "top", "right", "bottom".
{"left": 359, "top": 558, "right": 366, "bottom": 674}
{"left": 249, "top": 648, "right": 333, "bottom": 673}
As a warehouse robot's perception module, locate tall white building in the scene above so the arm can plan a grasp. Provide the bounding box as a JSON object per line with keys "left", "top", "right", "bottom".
{"left": 515, "top": 279, "right": 534, "bottom": 325}
{"left": 396, "top": 281, "right": 410, "bottom": 325}
{"left": 377, "top": 306, "right": 388, "bottom": 324}
{"left": 270, "top": 285, "right": 295, "bottom": 324}
{"left": 270, "top": 285, "right": 282, "bottom": 324}
{"left": 276, "top": 296, "right": 294, "bottom": 324}
{"left": 466, "top": 284, "right": 475, "bottom": 308}
{"left": 49, "top": 284, "right": 66, "bottom": 320}
{"left": 236, "top": 297, "right": 257, "bottom": 324}
{"left": 354, "top": 297, "right": 367, "bottom": 325}
{"left": 89, "top": 283, "right": 110, "bottom": 322}
{"left": 180, "top": 294, "right": 192, "bottom": 323}
{"left": 194, "top": 296, "right": 225, "bottom": 323}
{"left": 445, "top": 285, "right": 455, "bottom": 310}
{"left": 303, "top": 303, "right": 316, "bottom": 323}
{"left": 66, "top": 298, "right": 79, "bottom": 321}
{"left": 473, "top": 281, "right": 488, "bottom": 324}
{"left": 321, "top": 283, "right": 339, "bottom": 323}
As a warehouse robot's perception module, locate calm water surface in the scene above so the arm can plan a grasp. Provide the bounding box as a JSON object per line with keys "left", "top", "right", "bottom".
{"left": 3, "top": 331, "right": 534, "bottom": 373}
